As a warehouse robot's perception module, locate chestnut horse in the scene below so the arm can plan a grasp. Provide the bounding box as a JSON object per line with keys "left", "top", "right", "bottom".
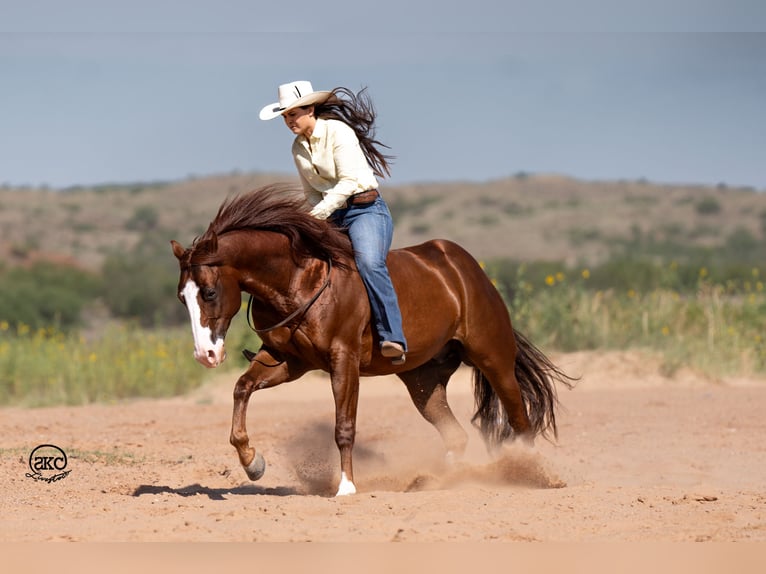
{"left": 171, "top": 185, "right": 573, "bottom": 496}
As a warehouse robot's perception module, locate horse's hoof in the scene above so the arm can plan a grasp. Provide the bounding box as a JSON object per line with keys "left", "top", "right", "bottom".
{"left": 244, "top": 452, "right": 266, "bottom": 481}
{"left": 335, "top": 472, "right": 357, "bottom": 496}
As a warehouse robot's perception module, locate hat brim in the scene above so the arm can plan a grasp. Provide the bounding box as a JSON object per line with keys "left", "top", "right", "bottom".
{"left": 259, "top": 91, "right": 332, "bottom": 120}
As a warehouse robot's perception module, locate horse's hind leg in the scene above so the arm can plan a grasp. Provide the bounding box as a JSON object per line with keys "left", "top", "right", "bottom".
{"left": 464, "top": 340, "right": 534, "bottom": 446}
{"left": 397, "top": 345, "right": 468, "bottom": 461}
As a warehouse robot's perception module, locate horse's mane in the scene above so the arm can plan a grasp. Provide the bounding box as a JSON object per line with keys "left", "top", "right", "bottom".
{"left": 191, "top": 184, "right": 353, "bottom": 268}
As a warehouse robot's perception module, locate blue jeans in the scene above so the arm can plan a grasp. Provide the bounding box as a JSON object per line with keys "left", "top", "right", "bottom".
{"left": 332, "top": 196, "right": 408, "bottom": 351}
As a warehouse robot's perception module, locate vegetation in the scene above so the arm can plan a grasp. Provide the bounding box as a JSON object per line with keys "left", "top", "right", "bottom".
{"left": 100, "top": 230, "right": 188, "bottom": 327}
{"left": 0, "top": 323, "right": 203, "bottom": 406}
{"left": 1, "top": 173, "right": 765, "bottom": 407}
{"left": 0, "top": 310, "right": 260, "bottom": 408}
{"left": 0, "top": 263, "right": 101, "bottom": 331}
{"left": 484, "top": 260, "right": 765, "bottom": 378}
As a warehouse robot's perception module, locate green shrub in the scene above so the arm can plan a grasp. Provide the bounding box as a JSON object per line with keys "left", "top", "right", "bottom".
{"left": 125, "top": 205, "right": 160, "bottom": 231}
{"left": 100, "top": 231, "right": 188, "bottom": 327}
{"left": 387, "top": 195, "right": 441, "bottom": 223}
{"left": 0, "top": 263, "right": 101, "bottom": 331}
{"left": 724, "top": 227, "right": 759, "bottom": 258}
{"left": 695, "top": 197, "right": 721, "bottom": 215}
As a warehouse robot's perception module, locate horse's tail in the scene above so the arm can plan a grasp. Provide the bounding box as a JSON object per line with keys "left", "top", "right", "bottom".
{"left": 471, "top": 328, "right": 576, "bottom": 449}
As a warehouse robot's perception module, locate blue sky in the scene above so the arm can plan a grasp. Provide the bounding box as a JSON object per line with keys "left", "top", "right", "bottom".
{"left": 1, "top": 1, "right": 765, "bottom": 189}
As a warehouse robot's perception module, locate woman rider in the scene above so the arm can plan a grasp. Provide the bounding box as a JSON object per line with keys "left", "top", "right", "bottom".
{"left": 259, "top": 81, "right": 407, "bottom": 364}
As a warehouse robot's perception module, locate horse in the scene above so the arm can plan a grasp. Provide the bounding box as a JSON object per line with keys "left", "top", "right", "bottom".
{"left": 171, "top": 184, "right": 574, "bottom": 496}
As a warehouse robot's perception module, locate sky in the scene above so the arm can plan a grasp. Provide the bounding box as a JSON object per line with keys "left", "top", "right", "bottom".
{"left": 1, "top": 1, "right": 765, "bottom": 190}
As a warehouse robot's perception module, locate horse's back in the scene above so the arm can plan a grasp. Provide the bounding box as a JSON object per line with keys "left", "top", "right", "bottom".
{"left": 392, "top": 238, "right": 490, "bottom": 285}
{"left": 388, "top": 239, "right": 510, "bottom": 342}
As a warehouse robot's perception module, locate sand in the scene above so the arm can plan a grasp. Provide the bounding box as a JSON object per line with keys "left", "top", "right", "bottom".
{"left": 1, "top": 350, "right": 765, "bottom": 543}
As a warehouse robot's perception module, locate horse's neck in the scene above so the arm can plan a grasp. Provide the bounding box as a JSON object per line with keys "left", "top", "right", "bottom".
{"left": 224, "top": 231, "right": 304, "bottom": 303}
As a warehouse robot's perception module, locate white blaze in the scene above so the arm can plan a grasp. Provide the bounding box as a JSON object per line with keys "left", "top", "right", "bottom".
{"left": 182, "top": 279, "right": 225, "bottom": 368}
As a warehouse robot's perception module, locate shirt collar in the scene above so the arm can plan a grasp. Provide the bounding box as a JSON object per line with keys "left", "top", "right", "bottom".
{"left": 308, "top": 117, "right": 328, "bottom": 142}
{"left": 295, "top": 117, "right": 327, "bottom": 150}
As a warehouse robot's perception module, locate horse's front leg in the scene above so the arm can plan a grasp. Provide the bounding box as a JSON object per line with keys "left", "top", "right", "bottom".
{"left": 330, "top": 358, "right": 361, "bottom": 496}
{"left": 230, "top": 349, "right": 306, "bottom": 481}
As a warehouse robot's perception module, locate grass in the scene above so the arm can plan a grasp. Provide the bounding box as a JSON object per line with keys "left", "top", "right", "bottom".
{"left": 493, "top": 264, "right": 766, "bottom": 378}
{"left": 67, "top": 447, "right": 146, "bottom": 466}
{"left": 0, "top": 306, "right": 261, "bottom": 408}
{"left": 1, "top": 445, "right": 145, "bottom": 465}
{"left": 0, "top": 323, "right": 207, "bottom": 407}
{"left": 2, "top": 273, "right": 764, "bottom": 408}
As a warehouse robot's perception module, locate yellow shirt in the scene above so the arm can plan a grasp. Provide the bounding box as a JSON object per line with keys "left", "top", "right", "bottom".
{"left": 292, "top": 118, "right": 379, "bottom": 220}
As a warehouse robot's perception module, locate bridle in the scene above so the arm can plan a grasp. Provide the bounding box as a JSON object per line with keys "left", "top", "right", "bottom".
{"left": 246, "top": 258, "right": 333, "bottom": 334}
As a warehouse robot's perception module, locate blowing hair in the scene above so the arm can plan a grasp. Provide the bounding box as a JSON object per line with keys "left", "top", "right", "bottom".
{"left": 313, "top": 87, "right": 394, "bottom": 178}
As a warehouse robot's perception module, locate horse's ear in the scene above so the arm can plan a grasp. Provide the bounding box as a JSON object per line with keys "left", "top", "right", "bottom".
{"left": 170, "top": 240, "right": 186, "bottom": 261}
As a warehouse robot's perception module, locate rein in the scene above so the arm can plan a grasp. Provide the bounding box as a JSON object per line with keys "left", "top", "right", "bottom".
{"left": 247, "top": 258, "right": 333, "bottom": 334}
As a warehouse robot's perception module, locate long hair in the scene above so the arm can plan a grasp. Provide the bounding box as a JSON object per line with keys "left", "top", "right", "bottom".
{"left": 314, "top": 87, "right": 394, "bottom": 178}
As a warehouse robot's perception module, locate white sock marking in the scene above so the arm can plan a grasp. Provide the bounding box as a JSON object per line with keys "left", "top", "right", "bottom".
{"left": 335, "top": 472, "right": 357, "bottom": 496}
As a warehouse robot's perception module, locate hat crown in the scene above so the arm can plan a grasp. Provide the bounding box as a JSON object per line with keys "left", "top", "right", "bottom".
{"left": 259, "top": 80, "right": 330, "bottom": 120}
{"left": 277, "top": 81, "right": 315, "bottom": 110}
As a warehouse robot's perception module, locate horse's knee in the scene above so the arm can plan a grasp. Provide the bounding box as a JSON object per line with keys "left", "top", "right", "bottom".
{"left": 233, "top": 376, "right": 254, "bottom": 401}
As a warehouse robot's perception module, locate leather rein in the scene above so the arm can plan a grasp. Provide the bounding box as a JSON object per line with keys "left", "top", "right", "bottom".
{"left": 246, "top": 258, "right": 332, "bottom": 334}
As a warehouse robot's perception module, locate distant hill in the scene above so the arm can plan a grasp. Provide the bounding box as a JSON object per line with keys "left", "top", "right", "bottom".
{"left": 1, "top": 173, "right": 764, "bottom": 270}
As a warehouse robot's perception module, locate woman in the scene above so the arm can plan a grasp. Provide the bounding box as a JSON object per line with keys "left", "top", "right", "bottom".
{"left": 259, "top": 80, "right": 407, "bottom": 365}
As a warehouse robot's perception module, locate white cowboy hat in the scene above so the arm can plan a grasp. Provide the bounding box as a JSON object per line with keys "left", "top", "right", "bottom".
{"left": 259, "top": 81, "right": 332, "bottom": 120}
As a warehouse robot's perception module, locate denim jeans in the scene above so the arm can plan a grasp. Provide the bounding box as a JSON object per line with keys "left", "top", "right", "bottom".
{"left": 332, "top": 196, "right": 408, "bottom": 351}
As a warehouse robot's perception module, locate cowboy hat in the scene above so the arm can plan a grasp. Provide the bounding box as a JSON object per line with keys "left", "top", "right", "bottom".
{"left": 259, "top": 81, "right": 332, "bottom": 120}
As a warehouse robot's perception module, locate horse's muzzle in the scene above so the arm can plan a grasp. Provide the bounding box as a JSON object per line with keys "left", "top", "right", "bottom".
{"left": 194, "top": 346, "right": 226, "bottom": 368}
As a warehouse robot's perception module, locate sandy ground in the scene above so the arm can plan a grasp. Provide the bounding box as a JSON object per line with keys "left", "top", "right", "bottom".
{"left": 1, "top": 350, "right": 765, "bottom": 543}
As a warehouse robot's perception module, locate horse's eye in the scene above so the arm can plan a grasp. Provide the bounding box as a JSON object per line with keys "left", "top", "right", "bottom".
{"left": 201, "top": 287, "right": 217, "bottom": 302}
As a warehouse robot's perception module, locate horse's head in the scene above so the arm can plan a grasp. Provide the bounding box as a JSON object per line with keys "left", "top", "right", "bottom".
{"left": 171, "top": 235, "right": 241, "bottom": 368}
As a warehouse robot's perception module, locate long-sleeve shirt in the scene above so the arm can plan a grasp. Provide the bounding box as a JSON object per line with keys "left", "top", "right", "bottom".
{"left": 292, "top": 118, "right": 379, "bottom": 220}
